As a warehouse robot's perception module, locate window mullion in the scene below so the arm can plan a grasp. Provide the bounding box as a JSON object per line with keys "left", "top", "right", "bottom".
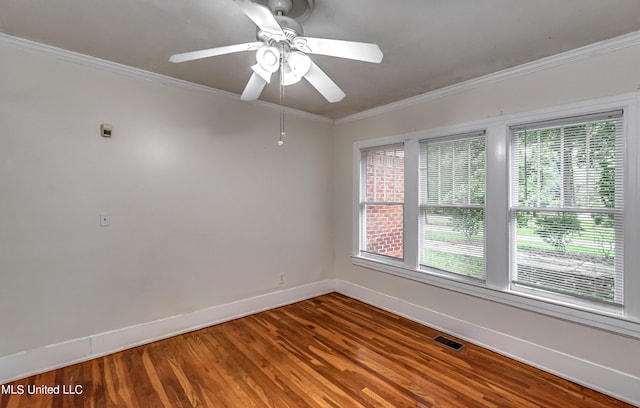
{"left": 623, "top": 102, "right": 640, "bottom": 319}
{"left": 485, "top": 125, "right": 510, "bottom": 290}
{"left": 403, "top": 139, "right": 420, "bottom": 269}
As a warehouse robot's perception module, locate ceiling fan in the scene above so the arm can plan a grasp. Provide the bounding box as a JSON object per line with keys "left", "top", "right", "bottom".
{"left": 169, "top": 0, "right": 383, "bottom": 103}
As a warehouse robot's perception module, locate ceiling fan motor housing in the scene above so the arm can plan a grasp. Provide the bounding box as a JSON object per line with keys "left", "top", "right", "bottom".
{"left": 257, "top": 15, "right": 302, "bottom": 45}
{"left": 276, "top": 16, "right": 303, "bottom": 39}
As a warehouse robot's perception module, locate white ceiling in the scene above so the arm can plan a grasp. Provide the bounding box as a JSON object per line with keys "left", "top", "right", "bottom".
{"left": 1, "top": 0, "right": 640, "bottom": 119}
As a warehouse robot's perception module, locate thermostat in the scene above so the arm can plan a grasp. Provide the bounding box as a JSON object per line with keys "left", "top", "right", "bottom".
{"left": 100, "top": 124, "right": 112, "bottom": 138}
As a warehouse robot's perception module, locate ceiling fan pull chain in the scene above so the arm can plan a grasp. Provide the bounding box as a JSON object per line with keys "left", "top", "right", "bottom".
{"left": 278, "top": 44, "right": 286, "bottom": 146}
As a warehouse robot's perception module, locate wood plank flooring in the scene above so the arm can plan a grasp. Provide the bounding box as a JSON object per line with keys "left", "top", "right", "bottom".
{"left": 0, "top": 293, "right": 632, "bottom": 407}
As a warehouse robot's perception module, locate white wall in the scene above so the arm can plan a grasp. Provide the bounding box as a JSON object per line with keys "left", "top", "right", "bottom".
{"left": 333, "top": 40, "right": 640, "bottom": 403}
{"left": 0, "top": 40, "right": 334, "bottom": 358}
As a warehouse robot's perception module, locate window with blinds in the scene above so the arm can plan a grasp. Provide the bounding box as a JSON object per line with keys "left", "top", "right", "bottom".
{"left": 419, "top": 132, "right": 486, "bottom": 278}
{"left": 510, "top": 110, "right": 624, "bottom": 305}
{"left": 361, "top": 144, "right": 405, "bottom": 259}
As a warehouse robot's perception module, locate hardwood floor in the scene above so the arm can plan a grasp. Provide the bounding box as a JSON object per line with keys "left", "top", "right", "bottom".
{"left": 0, "top": 293, "right": 632, "bottom": 407}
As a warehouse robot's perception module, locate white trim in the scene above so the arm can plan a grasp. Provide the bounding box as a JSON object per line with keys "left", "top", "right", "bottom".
{"left": 352, "top": 146, "right": 362, "bottom": 256}
{"left": 623, "top": 96, "right": 640, "bottom": 321}
{"left": 335, "top": 279, "right": 640, "bottom": 406}
{"left": 0, "top": 32, "right": 332, "bottom": 124}
{"left": 403, "top": 139, "right": 420, "bottom": 270}
{"left": 0, "top": 280, "right": 334, "bottom": 385}
{"left": 336, "top": 30, "right": 640, "bottom": 124}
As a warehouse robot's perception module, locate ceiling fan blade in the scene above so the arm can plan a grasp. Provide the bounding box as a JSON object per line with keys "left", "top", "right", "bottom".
{"left": 303, "top": 61, "right": 346, "bottom": 103}
{"left": 293, "top": 37, "right": 383, "bottom": 63}
{"left": 169, "top": 42, "right": 263, "bottom": 63}
{"left": 241, "top": 72, "right": 268, "bottom": 101}
{"left": 233, "top": 0, "right": 287, "bottom": 42}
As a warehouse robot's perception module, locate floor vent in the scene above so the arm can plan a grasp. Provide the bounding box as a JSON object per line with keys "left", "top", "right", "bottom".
{"left": 434, "top": 335, "right": 464, "bottom": 351}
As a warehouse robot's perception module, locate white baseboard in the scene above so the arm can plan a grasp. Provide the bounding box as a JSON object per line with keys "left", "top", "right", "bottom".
{"left": 3, "top": 278, "right": 638, "bottom": 406}
{"left": 0, "top": 279, "right": 335, "bottom": 384}
{"left": 334, "top": 279, "right": 640, "bottom": 406}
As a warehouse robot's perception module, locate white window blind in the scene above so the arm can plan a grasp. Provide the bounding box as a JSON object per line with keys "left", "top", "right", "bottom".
{"left": 510, "top": 110, "right": 624, "bottom": 305}
{"left": 361, "top": 144, "right": 405, "bottom": 259}
{"left": 419, "top": 132, "right": 486, "bottom": 278}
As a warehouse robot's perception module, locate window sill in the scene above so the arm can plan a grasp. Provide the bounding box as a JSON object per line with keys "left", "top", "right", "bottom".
{"left": 351, "top": 254, "right": 640, "bottom": 339}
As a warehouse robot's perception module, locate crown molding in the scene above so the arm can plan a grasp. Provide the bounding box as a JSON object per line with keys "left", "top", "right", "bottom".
{"left": 3, "top": 29, "right": 639, "bottom": 127}
{"left": 0, "top": 32, "right": 332, "bottom": 124}
{"left": 335, "top": 30, "right": 640, "bottom": 125}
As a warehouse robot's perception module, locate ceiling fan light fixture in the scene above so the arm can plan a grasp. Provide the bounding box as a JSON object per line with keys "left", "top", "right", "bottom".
{"left": 256, "top": 46, "right": 281, "bottom": 73}
{"left": 282, "top": 51, "right": 311, "bottom": 85}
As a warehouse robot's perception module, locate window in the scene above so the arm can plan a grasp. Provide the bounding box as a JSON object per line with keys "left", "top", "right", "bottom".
{"left": 360, "top": 144, "right": 405, "bottom": 259}
{"left": 353, "top": 93, "right": 639, "bottom": 336}
{"left": 510, "top": 111, "right": 624, "bottom": 305}
{"left": 419, "top": 132, "right": 486, "bottom": 278}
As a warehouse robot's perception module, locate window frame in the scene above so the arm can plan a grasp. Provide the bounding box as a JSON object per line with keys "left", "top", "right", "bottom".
{"left": 352, "top": 91, "right": 640, "bottom": 339}
{"left": 418, "top": 131, "right": 487, "bottom": 281}
{"left": 359, "top": 144, "right": 406, "bottom": 261}
{"left": 508, "top": 111, "right": 625, "bottom": 307}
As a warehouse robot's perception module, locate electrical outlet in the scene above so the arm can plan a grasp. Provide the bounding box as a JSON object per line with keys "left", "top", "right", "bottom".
{"left": 278, "top": 272, "right": 285, "bottom": 285}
